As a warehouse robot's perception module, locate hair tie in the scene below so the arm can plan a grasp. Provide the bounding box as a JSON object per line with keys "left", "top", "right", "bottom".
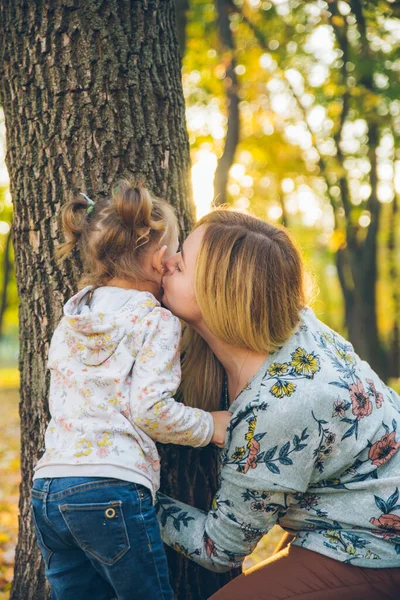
{"left": 80, "top": 192, "right": 95, "bottom": 214}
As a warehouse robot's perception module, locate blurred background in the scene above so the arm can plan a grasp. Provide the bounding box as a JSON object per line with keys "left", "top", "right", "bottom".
{"left": 0, "top": 0, "right": 399, "bottom": 595}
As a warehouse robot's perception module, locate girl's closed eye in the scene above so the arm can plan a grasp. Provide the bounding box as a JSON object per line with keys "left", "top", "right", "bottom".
{"left": 175, "top": 262, "right": 181, "bottom": 272}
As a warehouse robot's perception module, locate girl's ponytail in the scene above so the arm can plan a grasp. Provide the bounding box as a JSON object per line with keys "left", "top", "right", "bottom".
{"left": 55, "top": 195, "right": 91, "bottom": 262}
{"left": 112, "top": 179, "right": 164, "bottom": 249}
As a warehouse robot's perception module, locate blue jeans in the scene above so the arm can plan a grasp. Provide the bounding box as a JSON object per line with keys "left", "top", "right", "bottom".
{"left": 31, "top": 477, "right": 174, "bottom": 600}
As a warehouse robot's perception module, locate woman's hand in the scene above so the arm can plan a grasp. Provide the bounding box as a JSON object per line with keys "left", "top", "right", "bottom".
{"left": 210, "top": 411, "right": 232, "bottom": 448}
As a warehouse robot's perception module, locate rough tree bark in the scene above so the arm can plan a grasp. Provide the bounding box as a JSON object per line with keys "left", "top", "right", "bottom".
{"left": 0, "top": 1, "right": 237, "bottom": 598}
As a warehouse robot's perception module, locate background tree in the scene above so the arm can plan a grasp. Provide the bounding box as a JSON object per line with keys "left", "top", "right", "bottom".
{"left": 181, "top": 0, "right": 400, "bottom": 377}
{"left": 0, "top": 1, "right": 237, "bottom": 598}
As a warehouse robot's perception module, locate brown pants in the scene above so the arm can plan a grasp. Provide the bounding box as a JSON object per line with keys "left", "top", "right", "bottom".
{"left": 209, "top": 545, "right": 400, "bottom": 600}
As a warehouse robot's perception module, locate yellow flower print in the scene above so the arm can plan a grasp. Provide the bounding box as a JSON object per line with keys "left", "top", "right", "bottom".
{"left": 270, "top": 381, "right": 296, "bottom": 398}
{"left": 74, "top": 438, "right": 93, "bottom": 457}
{"left": 137, "top": 418, "right": 159, "bottom": 431}
{"left": 141, "top": 299, "right": 157, "bottom": 309}
{"left": 365, "top": 550, "right": 380, "bottom": 560}
{"left": 345, "top": 543, "right": 356, "bottom": 556}
{"left": 245, "top": 418, "right": 256, "bottom": 443}
{"left": 232, "top": 446, "right": 246, "bottom": 460}
{"left": 108, "top": 396, "right": 119, "bottom": 407}
{"left": 290, "top": 348, "right": 320, "bottom": 378}
{"left": 151, "top": 401, "right": 166, "bottom": 416}
{"left": 140, "top": 347, "right": 156, "bottom": 363}
{"left": 335, "top": 348, "right": 355, "bottom": 363}
{"left": 80, "top": 387, "right": 93, "bottom": 400}
{"left": 321, "top": 332, "right": 334, "bottom": 344}
{"left": 268, "top": 363, "right": 289, "bottom": 377}
{"left": 326, "top": 529, "right": 341, "bottom": 544}
{"left": 96, "top": 432, "right": 112, "bottom": 447}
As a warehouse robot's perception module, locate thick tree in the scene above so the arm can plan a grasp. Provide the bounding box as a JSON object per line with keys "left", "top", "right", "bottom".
{"left": 0, "top": 1, "right": 237, "bottom": 598}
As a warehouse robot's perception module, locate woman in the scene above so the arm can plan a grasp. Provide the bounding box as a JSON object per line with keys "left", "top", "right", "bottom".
{"left": 158, "top": 208, "right": 400, "bottom": 599}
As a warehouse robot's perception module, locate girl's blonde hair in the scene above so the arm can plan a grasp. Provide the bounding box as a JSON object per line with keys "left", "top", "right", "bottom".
{"left": 56, "top": 177, "right": 178, "bottom": 288}
{"left": 181, "top": 209, "right": 307, "bottom": 411}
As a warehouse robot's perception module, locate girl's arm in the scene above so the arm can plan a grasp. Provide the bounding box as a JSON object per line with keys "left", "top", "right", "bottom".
{"left": 129, "top": 306, "right": 215, "bottom": 447}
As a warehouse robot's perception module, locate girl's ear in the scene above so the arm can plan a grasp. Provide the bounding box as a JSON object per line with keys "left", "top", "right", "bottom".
{"left": 152, "top": 245, "right": 168, "bottom": 274}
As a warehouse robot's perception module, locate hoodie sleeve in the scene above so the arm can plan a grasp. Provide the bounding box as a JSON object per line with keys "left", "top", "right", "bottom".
{"left": 129, "top": 307, "right": 214, "bottom": 447}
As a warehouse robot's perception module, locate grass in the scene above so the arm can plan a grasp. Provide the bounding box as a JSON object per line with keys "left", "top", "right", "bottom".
{"left": 0, "top": 379, "right": 282, "bottom": 599}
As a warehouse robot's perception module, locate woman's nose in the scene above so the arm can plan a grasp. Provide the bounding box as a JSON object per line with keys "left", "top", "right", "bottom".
{"left": 164, "top": 255, "right": 176, "bottom": 275}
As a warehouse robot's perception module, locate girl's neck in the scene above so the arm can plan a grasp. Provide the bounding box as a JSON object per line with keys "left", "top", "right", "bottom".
{"left": 106, "top": 277, "right": 161, "bottom": 300}
{"left": 193, "top": 320, "right": 268, "bottom": 402}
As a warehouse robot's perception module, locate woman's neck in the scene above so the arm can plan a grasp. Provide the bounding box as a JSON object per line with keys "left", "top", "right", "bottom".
{"left": 193, "top": 320, "right": 269, "bottom": 403}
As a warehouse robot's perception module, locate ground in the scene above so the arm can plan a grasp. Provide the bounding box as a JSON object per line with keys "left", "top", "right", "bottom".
{"left": 0, "top": 388, "right": 19, "bottom": 600}
{"left": 0, "top": 383, "right": 282, "bottom": 599}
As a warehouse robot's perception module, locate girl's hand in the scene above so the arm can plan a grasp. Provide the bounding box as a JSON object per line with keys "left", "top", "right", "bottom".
{"left": 210, "top": 411, "right": 232, "bottom": 448}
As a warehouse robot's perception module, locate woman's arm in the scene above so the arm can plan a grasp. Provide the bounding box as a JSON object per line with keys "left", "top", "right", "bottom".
{"left": 156, "top": 400, "right": 313, "bottom": 571}
{"left": 129, "top": 307, "right": 214, "bottom": 447}
{"left": 156, "top": 462, "right": 298, "bottom": 572}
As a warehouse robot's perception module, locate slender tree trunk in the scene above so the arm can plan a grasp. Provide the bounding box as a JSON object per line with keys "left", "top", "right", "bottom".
{"left": 0, "top": 2, "right": 236, "bottom": 598}
{"left": 0, "top": 226, "right": 12, "bottom": 339}
{"left": 388, "top": 180, "right": 400, "bottom": 378}
{"left": 344, "top": 125, "right": 386, "bottom": 378}
{"left": 213, "top": 0, "right": 240, "bottom": 205}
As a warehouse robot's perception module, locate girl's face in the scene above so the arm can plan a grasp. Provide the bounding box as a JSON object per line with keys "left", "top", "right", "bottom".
{"left": 162, "top": 226, "right": 205, "bottom": 324}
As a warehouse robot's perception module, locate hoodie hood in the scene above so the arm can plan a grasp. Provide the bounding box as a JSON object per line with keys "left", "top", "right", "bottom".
{"left": 62, "top": 285, "right": 158, "bottom": 366}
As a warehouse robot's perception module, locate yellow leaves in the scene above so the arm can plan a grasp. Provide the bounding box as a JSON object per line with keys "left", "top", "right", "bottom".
{"left": 0, "top": 369, "right": 19, "bottom": 389}
{"left": 326, "top": 100, "right": 343, "bottom": 118}
{"left": 331, "top": 15, "right": 345, "bottom": 27}
{"left": 328, "top": 230, "right": 346, "bottom": 252}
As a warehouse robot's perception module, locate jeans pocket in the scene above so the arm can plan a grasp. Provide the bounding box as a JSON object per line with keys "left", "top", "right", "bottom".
{"left": 59, "top": 501, "right": 130, "bottom": 565}
{"left": 30, "top": 504, "right": 54, "bottom": 569}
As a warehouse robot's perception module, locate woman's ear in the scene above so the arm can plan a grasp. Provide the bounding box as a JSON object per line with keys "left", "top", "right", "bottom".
{"left": 152, "top": 245, "right": 168, "bottom": 274}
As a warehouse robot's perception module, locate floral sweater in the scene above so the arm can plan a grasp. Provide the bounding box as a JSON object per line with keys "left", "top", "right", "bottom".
{"left": 157, "top": 307, "right": 400, "bottom": 571}
{"left": 34, "top": 286, "right": 213, "bottom": 500}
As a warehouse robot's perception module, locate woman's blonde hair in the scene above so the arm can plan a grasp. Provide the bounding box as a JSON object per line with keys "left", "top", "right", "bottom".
{"left": 56, "top": 177, "right": 178, "bottom": 288}
{"left": 181, "top": 209, "right": 307, "bottom": 411}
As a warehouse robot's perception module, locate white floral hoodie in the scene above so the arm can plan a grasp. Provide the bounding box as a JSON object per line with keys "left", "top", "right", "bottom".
{"left": 34, "top": 286, "right": 214, "bottom": 500}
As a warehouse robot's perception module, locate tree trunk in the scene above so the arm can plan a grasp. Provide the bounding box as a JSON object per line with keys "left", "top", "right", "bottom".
{"left": 343, "top": 124, "right": 386, "bottom": 378}
{"left": 213, "top": 0, "right": 240, "bottom": 205}
{"left": 0, "top": 2, "right": 236, "bottom": 598}
{"left": 174, "top": 0, "right": 190, "bottom": 58}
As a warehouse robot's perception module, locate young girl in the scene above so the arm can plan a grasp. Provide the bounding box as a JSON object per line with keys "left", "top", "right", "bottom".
{"left": 31, "top": 179, "right": 231, "bottom": 600}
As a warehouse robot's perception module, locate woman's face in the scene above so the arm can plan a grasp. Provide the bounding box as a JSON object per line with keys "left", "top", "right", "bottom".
{"left": 162, "top": 226, "right": 205, "bottom": 324}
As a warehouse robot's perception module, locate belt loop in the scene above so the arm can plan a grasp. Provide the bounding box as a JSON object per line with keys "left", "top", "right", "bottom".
{"left": 42, "top": 478, "right": 52, "bottom": 521}
{"left": 43, "top": 478, "right": 51, "bottom": 496}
